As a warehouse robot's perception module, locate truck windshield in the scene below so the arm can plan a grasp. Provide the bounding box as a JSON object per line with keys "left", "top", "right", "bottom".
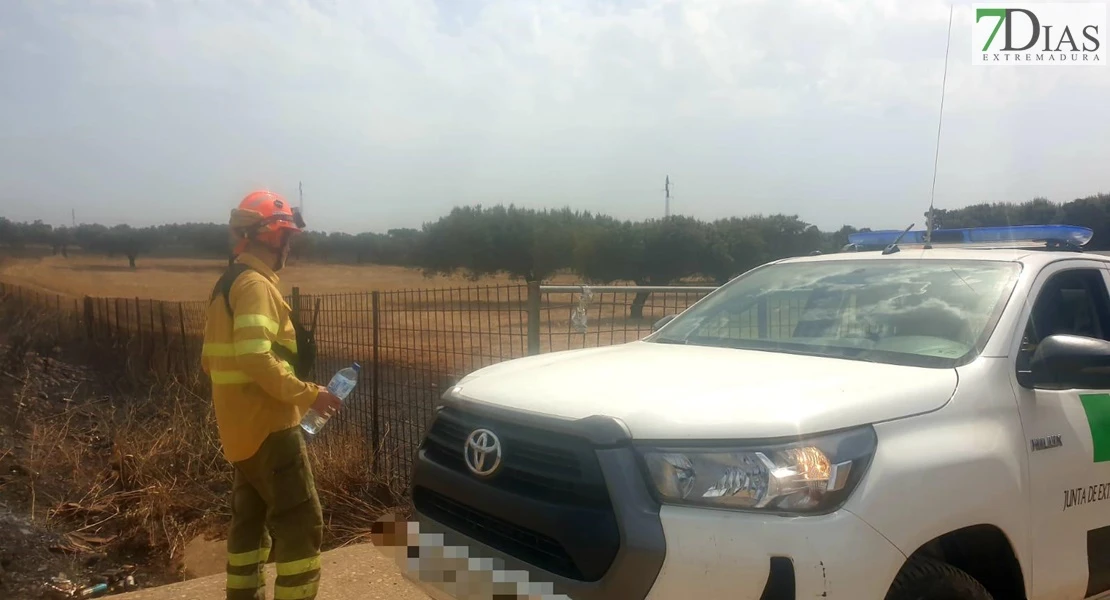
{"left": 649, "top": 259, "right": 1022, "bottom": 368}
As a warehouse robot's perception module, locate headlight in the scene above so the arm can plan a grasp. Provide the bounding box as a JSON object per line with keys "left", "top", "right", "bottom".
{"left": 638, "top": 426, "right": 877, "bottom": 514}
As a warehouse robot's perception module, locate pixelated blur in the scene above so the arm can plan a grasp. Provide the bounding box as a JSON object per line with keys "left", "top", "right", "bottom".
{"left": 370, "top": 513, "right": 574, "bottom": 600}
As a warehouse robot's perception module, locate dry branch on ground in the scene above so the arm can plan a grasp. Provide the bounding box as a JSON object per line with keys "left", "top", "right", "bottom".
{"left": 0, "top": 298, "right": 402, "bottom": 596}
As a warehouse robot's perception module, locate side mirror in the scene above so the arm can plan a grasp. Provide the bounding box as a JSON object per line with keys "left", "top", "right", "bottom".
{"left": 652, "top": 314, "right": 677, "bottom": 333}
{"left": 1018, "top": 334, "right": 1110, "bottom": 390}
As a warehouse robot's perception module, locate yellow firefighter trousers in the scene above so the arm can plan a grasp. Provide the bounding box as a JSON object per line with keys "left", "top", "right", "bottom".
{"left": 225, "top": 427, "right": 323, "bottom": 600}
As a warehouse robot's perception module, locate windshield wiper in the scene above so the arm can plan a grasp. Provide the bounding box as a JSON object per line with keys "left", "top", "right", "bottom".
{"left": 652, "top": 337, "right": 689, "bottom": 345}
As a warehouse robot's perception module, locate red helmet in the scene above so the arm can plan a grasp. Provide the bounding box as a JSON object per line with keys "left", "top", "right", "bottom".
{"left": 229, "top": 190, "right": 305, "bottom": 253}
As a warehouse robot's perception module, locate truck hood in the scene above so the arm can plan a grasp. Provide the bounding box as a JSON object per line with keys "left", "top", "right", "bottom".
{"left": 452, "top": 341, "right": 958, "bottom": 440}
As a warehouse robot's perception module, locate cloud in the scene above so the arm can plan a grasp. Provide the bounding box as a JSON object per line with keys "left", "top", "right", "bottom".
{"left": 0, "top": 0, "right": 1107, "bottom": 232}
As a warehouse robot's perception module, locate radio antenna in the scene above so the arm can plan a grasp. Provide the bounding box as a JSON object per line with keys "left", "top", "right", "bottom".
{"left": 925, "top": 3, "right": 954, "bottom": 249}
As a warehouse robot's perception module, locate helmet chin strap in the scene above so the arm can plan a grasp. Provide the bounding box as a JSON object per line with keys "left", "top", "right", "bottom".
{"left": 272, "top": 232, "right": 294, "bottom": 271}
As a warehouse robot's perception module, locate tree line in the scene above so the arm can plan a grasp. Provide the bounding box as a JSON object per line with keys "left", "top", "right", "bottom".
{"left": 2, "top": 192, "right": 1108, "bottom": 288}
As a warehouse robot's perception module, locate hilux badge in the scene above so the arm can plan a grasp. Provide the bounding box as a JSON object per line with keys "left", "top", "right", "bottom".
{"left": 464, "top": 428, "right": 503, "bottom": 477}
{"left": 1031, "top": 434, "right": 1063, "bottom": 452}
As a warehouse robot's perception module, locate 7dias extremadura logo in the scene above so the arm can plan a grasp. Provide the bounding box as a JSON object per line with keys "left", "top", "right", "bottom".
{"left": 973, "top": 3, "right": 1106, "bottom": 65}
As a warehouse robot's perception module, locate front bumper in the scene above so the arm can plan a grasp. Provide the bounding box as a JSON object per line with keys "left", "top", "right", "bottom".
{"left": 404, "top": 458, "right": 905, "bottom": 599}
{"left": 402, "top": 504, "right": 905, "bottom": 600}
{"left": 398, "top": 400, "right": 905, "bottom": 599}
{"left": 404, "top": 503, "right": 905, "bottom": 594}
{"left": 645, "top": 505, "right": 906, "bottom": 599}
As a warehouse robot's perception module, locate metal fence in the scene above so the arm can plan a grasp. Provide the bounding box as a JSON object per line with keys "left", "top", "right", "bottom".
{"left": 292, "top": 283, "right": 719, "bottom": 486}
{"left": 0, "top": 280, "right": 719, "bottom": 487}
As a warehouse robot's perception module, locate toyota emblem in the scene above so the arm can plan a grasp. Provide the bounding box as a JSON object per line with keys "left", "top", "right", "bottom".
{"left": 464, "top": 428, "right": 503, "bottom": 477}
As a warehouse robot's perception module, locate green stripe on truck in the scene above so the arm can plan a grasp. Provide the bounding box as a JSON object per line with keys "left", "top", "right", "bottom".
{"left": 1080, "top": 393, "right": 1110, "bottom": 463}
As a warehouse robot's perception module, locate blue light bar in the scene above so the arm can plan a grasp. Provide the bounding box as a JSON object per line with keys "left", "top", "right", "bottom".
{"left": 848, "top": 230, "right": 928, "bottom": 246}
{"left": 847, "top": 225, "right": 1093, "bottom": 248}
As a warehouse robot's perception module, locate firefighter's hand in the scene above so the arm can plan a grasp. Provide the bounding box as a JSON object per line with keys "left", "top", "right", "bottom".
{"left": 312, "top": 386, "right": 343, "bottom": 417}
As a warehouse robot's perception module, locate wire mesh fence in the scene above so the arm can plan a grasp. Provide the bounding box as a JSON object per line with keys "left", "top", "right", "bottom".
{"left": 0, "top": 282, "right": 84, "bottom": 351}
{"left": 0, "top": 278, "right": 730, "bottom": 488}
{"left": 537, "top": 284, "right": 716, "bottom": 351}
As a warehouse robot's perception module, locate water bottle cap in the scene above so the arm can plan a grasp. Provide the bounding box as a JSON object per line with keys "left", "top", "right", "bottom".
{"left": 352, "top": 362, "right": 361, "bottom": 371}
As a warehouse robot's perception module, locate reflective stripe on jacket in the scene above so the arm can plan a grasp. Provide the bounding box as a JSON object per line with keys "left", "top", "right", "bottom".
{"left": 202, "top": 252, "right": 319, "bottom": 462}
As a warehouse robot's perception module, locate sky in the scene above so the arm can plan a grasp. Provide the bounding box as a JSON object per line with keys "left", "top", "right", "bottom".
{"left": 0, "top": 0, "right": 1107, "bottom": 234}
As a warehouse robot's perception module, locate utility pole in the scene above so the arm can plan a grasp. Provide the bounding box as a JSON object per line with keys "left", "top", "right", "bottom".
{"left": 664, "top": 175, "right": 671, "bottom": 218}
{"left": 71, "top": 209, "right": 76, "bottom": 227}
{"left": 299, "top": 181, "right": 304, "bottom": 216}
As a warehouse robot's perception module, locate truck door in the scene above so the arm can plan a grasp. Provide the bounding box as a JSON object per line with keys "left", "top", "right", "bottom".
{"left": 1013, "top": 261, "right": 1110, "bottom": 599}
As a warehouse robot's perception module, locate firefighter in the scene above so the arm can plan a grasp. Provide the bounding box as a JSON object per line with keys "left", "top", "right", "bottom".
{"left": 201, "top": 190, "right": 342, "bottom": 600}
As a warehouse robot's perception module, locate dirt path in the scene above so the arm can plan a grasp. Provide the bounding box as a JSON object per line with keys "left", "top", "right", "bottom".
{"left": 117, "top": 544, "right": 426, "bottom": 600}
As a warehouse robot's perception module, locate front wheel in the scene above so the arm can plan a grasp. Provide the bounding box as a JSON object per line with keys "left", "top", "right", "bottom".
{"left": 885, "top": 557, "right": 993, "bottom": 600}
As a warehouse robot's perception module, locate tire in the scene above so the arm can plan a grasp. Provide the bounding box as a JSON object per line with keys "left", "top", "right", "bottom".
{"left": 885, "top": 557, "right": 994, "bottom": 600}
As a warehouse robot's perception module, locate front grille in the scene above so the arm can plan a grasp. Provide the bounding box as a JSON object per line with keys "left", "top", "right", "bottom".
{"left": 417, "top": 406, "right": 622, "bottom": 582}
{"left": 422, "top": 407, "right": 611, "bottom": 508}
{"left": 414, "top": 487, "right": 581, "bottom": 579}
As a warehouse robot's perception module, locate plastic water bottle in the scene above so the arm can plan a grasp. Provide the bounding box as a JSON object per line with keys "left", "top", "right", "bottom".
{"left": 300, "top": 362, "right": 360, "bottom": 435}
{"left": 79, "top": 583, "right": 109, "bottom": 597}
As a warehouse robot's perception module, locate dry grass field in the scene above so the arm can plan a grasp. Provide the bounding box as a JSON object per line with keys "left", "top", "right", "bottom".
{"left": 0, "top": 254, "right": 583, "bottom": 301}
{"left": 0, "top": 251, "right": 720, "bottom": 490}
{"left": 0, "top": 252, "right": 715, "bottom": 370}
{"left": 0, "top": 252, "right": 715, "bottom": 359}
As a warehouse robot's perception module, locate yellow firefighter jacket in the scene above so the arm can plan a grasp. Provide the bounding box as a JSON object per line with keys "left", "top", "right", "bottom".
{"left": 201, "top": 252, "right": 319, "bottom": 463}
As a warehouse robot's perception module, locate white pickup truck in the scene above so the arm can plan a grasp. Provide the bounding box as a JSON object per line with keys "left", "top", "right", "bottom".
{"left": 405, "top": 224, "right": 1110, "bottom": 600}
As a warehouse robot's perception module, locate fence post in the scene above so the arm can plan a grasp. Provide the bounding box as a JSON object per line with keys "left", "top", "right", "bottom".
{"left": 56, "top": 295, "right": 62, "bottom": 339}
{"left": 148, "top": 299, "right": 156, "bottom": 362}
{"left": 178, "top": 303, "right": 191, "bottom": 379}
{"left": 371, "top": 290, "right": 381, "bottom": 475}
{"left": 83, "top": 297, "right": 94, "bottom": 341}
{"left": 527, "top": 281, "right": 541, "bottom": 356}
{"left": 159, "top": 302, "right": 170, "bottom": 372}
{"left": 291, "top": 287, "right": 301, "bottom": 326}
{"left": 114, "top": 298, "right": 122, "bottom": 342}
{"left": 97, "top": 298, "right": 106, "bottom": 339}
{"left": 135, "top": 297, "right": 144, "bottom": 361}
{"left": 757, "top": 297, "right": 769, "bottom": 339}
